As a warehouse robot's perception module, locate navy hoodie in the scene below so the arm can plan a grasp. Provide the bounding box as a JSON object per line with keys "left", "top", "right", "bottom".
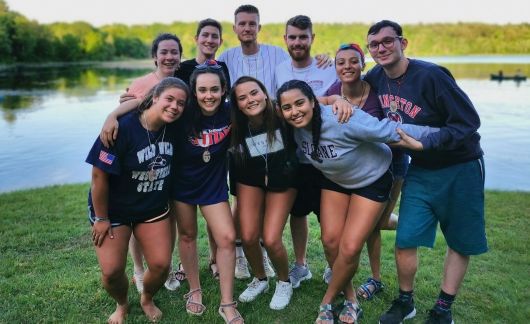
{"left": 365, "top": 59, "right": 483, "bottom": 169}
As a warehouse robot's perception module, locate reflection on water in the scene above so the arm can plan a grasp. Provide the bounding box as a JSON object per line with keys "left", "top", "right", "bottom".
{"left": 0, "top": 59, "right": 529, "bottom": 192}
{"left": 0, "top": 64, "right": 151, "bottom": 123}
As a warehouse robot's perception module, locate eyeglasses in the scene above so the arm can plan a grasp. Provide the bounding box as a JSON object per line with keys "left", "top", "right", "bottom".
{"left": 366, "top": 36, "right": 403, "bottom": 51}
{"left": 196, "top": 59, "right": 222, "bottom": 70}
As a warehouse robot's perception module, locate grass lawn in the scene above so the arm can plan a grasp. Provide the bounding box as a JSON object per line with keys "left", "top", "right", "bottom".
{"left": 0, "top": 184, "right": 528, "bottom": 323}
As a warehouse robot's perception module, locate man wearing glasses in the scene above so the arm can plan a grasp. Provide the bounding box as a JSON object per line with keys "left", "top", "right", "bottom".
{"left": 363, "top": 20, "right": 487, "bottom": 324}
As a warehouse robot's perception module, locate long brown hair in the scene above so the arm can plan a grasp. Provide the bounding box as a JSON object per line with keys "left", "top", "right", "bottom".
{"left": 276, "top": 79, "right": 323, "bottom": 163}
{"left": 229, "top": 76, "right": 280, "bottom": 165}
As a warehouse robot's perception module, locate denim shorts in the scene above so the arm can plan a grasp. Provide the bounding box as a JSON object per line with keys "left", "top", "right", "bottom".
{"left": 396, "top": 157, "right": 488, "bottom": 255}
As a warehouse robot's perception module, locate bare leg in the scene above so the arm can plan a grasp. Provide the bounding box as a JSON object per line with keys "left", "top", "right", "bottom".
{"left": 396, "top": 247, "right": 418, "bottom": 291}
{"left": 232, "top": 197, "right": 245, "bottom": 257}
{"left": 135, "top": 218, "right": 171, "bottom": 321}
{"left": 366, "top": 230, "right": 383, "bottom": 281}
{"left": 237, "top": 183, "right": 266, "bottom": 278}
{"left": 321, "top": 194, "right": 385, "bottom": 306}
{"left": 262, "top": 189, "right": 297, "bottom": 281}
{"left": 174, "top": 201, "right": 203, "bottom": 312}
{"left": 320, "top": 190, "right": 350, "bottom": 269}
{"left": 129, "top": 236, "right": 144, "bottom": 275}
{"left": 201, "top": 202, "right": 242, "bottom": 322}
{"left": 290, "top": 215, "right": 308, "bottom": 265}
{"left": 441, "top": 247, "right": 470, "bottom": 295}
{"left": 94, "top": 225, "right": 132, "bottom": 324}
{"left": 206, "top": 224, "right": 218, "bottom": 272}
{"left": 168, "top": 205, "right": 177, "bottom": 263}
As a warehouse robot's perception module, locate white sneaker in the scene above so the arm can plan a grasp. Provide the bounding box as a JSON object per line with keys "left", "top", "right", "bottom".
{"left": 323, "top": 266, "right": 332, "bottom": 285}
{"left": 262, "top": 247, "right": 276, "bottom": 278}
{"left": 239, "top": 277, "right": 269, "bottom": 302}
{"left": 235, "top": 256, "right": 251, "bottom": 279}
{"left": 269, "top": 280, "right": 293, "bottom": 310}
{"left": 164, "top": 269, "right": 181, "bottom": 291}
{"left": 132, "top": 271, "right": 144, "bottom": 293}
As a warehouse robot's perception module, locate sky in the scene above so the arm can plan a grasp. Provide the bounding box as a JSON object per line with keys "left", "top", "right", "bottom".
{"left": 6, "top": 0, "right": 530, "bottom": 26}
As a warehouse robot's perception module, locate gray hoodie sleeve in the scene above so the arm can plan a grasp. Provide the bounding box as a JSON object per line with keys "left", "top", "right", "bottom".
{"left": 345, "top": 109, "right": 439, "bottom": 143}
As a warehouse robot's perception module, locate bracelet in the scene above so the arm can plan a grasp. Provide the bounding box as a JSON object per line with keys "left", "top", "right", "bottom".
{"left": 94, "top": 216, "right": 110, "bottom": 222}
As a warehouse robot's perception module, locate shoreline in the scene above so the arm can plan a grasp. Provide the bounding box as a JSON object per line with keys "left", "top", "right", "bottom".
{"left": 0, "top": 182, "right": 528, "bottom": 195}
{"left": 2, "top": 55, "right": 530, "bottom": 72}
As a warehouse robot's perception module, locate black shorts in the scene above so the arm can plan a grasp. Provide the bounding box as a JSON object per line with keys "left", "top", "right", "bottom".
{"left": 229, "top": 152, "right": 298, "bottom": 193}
{"left": 290, "top": 164, "right": 323, "bottom": 218}
{"left": 320, "top": 169, "right": 393, "bottom": 203}
{"left": 88, "top": 204, "right": 170, "bottom": 228}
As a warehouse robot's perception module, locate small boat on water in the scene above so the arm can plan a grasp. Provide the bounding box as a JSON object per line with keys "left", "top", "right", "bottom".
{"left": 490, "top": 74, "right": 527, "bottom": 81}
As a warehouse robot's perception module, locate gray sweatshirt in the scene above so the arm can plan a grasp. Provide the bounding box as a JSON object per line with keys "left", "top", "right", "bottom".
{"left": 294, "top": 106, "right": 439, "bottom": 189}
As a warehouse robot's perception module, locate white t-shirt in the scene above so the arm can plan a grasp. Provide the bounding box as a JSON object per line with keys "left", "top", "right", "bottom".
{"left": 275, "top": 58, "right": 337, "bottom": 96}
{"left": 218, "top": 44, "right": 289, "bottom": 97}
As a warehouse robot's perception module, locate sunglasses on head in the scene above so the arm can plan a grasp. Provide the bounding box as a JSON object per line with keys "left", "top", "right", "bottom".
{"left": 196, "top": 59, "right": 222, "bottom": 70}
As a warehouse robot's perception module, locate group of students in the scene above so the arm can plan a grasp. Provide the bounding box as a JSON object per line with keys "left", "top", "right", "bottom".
{"left": 86, "top": 5, "right": 487, "bottom": 324}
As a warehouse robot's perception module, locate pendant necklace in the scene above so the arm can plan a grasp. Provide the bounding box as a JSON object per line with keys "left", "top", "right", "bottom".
{"left": 202, "top": 111, "right": 218, "bottom": 163}
{"left": 341, "top": 80, "right": 366, "bottom": 109}
{"left": 386, "top": 72, "right": 407, "bottom": 112}
{"left": 247, "top": 123, "right": 269, "bottom": 186}
{"left": 143, "top": 113, "right": 166, "bottom": 182}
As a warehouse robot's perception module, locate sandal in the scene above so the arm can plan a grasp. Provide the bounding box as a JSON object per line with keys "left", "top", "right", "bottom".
{"left": 174, "top": 263, "right": 186, "bottom": 282}
{"left": 356, "top": 277, "right": 384, "bottom": 300}
{"left": 209, "top": 259, "right": 220, "bottom": 280}
{"left": 338, "top": 300, "right": 363, "bottom": 324}
{"left": 315, "top": 304, "right": 334, "bottom": 324}
{"left": 183, "top": 288, "right": 206, "bottom": 316}
{"left": 218, "top": 301, "right": 244, "bottom": 324}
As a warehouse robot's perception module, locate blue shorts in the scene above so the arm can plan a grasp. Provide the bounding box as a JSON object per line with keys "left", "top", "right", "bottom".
{"left": 391, "top": 152, "right": 410, "bottom": 179}
{"left": 396, "top": 158, "right": 488, "bottom": 256}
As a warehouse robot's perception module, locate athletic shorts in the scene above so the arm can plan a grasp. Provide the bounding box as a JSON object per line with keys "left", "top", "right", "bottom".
{"left": 396, "top": 157, "right": 488, "bottom": 256}
{"left": 391, "top": 152, "right": 410, "bottom": 179}
{"left": 290, "top": 163, "right": 323, "bottom": 218}
{"left": 320, "top": 169, "right": 393, "bottom": 203}
{"left": 87, "top": 204, "right": 169, "bottom": 228}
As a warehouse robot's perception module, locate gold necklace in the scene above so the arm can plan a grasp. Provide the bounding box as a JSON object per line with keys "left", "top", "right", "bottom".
{"left": 341, "top": 80, "right": 366, "bottom": 108}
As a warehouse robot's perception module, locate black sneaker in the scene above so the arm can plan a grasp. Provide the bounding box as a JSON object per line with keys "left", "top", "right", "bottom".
{"left": 425, "top": 308, "right": 454, "bottom": 324}
{"left": 379, "top": 298, "right": 417, "bottom": 324}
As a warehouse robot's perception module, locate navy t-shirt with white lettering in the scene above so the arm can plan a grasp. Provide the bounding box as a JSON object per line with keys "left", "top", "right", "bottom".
{"left": 86, "top": 110, "right": 177, "bottom": 222}
{"left": 171, "top": 102, "right": 231, "bottom": 205}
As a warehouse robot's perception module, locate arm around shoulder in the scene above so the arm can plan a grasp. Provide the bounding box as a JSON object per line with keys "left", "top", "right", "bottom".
{"left": 100, "top": 99, "right": 140, "bottom": 148}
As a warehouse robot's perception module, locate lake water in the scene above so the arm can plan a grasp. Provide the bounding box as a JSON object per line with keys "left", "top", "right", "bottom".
{"left": 1, "top": 57, "right": 529, "bottom": 193}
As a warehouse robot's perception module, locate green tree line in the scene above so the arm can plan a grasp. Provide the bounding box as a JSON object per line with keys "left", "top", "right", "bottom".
{"left": 1, "top": 0, "right": 529, "bottom": 64}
